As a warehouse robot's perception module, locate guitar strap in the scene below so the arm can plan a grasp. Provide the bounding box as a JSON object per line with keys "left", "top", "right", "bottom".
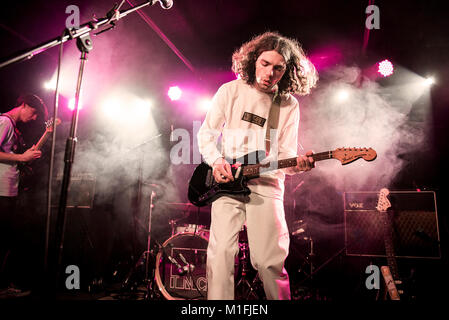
{"left": 265, "top": 92, "right": 281, "bottom": 155}
{"left": 0, "top": 114, "right": 25, "bottom": 153}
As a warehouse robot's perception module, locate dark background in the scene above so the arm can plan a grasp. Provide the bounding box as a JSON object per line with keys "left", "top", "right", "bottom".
{"left": 0, "top": 0, "right": 447, "bottom": 300}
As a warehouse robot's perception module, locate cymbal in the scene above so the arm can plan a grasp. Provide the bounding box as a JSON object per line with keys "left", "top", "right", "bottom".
{"left": 142, "top": 181, "right": 165, "bottom": 188}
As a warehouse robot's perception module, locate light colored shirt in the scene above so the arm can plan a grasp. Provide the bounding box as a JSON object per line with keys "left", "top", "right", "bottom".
{"left": 0, "top": 115, "right": 19, "bottom": 197}
{"left": 197, "top": 79, "right": 300, "bottom": 199}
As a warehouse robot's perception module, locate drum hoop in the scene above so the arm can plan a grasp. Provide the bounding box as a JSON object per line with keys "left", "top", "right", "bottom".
{"left": 155, "top": 232, "right": 209, "bottom": 300}
{"left": 175, "top": 224, "right": 207, "bottom": 234}
{"left": 177, "top": 223, "right": 207, "bottom": 229}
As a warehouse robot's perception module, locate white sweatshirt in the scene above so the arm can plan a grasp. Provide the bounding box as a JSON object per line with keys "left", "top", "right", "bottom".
{"left": 197, "top": 79, "right": 300, "bottom": 200}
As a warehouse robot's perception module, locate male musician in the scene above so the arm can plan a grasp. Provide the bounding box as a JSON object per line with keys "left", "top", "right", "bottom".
{"left": 197, "top": 32, "right": 318, "bottom": 300}
{"left": 0, "top": 94, "right": 48, "bottom": 296}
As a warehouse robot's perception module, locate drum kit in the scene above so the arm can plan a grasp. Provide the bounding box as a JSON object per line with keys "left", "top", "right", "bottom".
{"left": 121, "top": 202, "right": 263, "bottom": 300}
{"left": 113, "top": 189, "right": 325, "bottom": 301}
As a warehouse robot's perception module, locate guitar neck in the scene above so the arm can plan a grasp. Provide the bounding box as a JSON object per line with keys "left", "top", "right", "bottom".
{"left": 380, "top": 211, "right": 400, "bottom": 281}
{"left": 277, "top": 151, "right": 334, "bottom": 168}
{"left": 243, "top": 151, "right": 333, "bottom": 177}
{"left": 35, "top": 131, "right": 51, "bottom": 151}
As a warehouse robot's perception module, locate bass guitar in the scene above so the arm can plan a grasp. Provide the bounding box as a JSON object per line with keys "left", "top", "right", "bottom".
{"left": 188, "top": 147, "right": 377, "bottom": 207}
{"left": 19, "top": 117, "right": 61, "bottom": 183}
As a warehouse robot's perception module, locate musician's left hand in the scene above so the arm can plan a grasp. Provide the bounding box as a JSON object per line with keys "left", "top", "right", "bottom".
{"left": 293, "top": 150, "right": 314, "bottom": 172}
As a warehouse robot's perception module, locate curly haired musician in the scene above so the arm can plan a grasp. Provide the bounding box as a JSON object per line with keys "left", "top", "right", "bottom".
{"left": 197, "top": 32, "right": 318, "bottom": 299}
{"left": 0, "top": 94, "right": 47, "bottom": 294}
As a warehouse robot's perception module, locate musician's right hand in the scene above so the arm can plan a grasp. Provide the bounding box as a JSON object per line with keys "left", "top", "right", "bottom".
{"left": 212, "top": 157, "right": 234, "bottom": 183}
{"left": 20, "top": 145, "right": 42, "bottom": 162}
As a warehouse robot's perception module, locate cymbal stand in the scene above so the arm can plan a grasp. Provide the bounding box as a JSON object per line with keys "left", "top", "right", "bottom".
{"left": 143, "top": 191, "right": 156, "bottom": 299}
{"left": 120, "top": 133, "right": 162, "bottom": 299}
{"left": 121, "top": 190, "right": 158, "bottom": 300}
{"left": 235, "top": 227, "right": 261, "bottom": 300}
{"left": 307, "top": 236, "right": 315, "bottom": 280}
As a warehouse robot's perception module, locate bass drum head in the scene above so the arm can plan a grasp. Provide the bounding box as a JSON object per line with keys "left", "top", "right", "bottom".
{"left": 155, "top": 232, "right": 209, "bottom": 300}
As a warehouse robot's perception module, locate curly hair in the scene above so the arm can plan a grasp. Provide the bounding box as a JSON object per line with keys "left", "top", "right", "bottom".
{"left": 232, "top": 32, "right": 318, "bottom": 96}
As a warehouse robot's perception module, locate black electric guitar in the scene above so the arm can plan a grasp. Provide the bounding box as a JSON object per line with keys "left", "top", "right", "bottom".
{"left": 376, "top": 188, "right": 403, "bottom": 300}
{"left": 188, "top": 147, "right": 377, "bottom": 207}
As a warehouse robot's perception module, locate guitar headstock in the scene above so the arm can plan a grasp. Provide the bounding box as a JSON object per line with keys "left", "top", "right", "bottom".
{"left": 376, "top": 188, "right": 391, "bottom": 212}
{"left": 333, "top": 147, "right": 377, "bottom": 165}
{"left": 45, "top": 118, "right": 61, "bottom": 132}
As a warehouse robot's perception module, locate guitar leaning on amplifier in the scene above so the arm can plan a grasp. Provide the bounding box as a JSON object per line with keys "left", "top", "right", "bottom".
{"left": 376, "top": 188, "right": 403, "bottom": 300}
{"left": 188, "top": 147, "right": 377, "bottom": 207}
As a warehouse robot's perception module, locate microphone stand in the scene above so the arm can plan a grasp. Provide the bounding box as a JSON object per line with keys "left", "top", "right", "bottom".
{"left": 53, "top": 34, "right": 91, "bottom": 292}
{"left": 0, "top": 1, "right": 171, "bottom": 294}
{"left": 0, "top": 1, "right": 162, "bottom": 69}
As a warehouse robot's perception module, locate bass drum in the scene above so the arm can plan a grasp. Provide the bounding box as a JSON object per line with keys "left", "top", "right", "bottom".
{"left": 155, "top": 232, "right": 209, "bottom": 300}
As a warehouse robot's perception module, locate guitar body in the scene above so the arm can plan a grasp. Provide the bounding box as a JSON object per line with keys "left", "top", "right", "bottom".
{"left": 188, "top": 150, "right": 266, "bottom": 207}
{"left": 188, "top": 162, "right": 249, "bottom": 207}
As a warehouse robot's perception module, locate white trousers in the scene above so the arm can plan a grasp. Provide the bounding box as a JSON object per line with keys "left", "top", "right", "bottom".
{"left": 206, "top": 193, "right": 291, "bottom": 300}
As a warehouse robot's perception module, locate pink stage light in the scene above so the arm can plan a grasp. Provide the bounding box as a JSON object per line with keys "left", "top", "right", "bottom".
{"left": 198, "top": 97, "right": 213, "bottom": 112}
{"left": 43, "top": 79, "right": 56, "bottom": 90}
{"left": 68, "top": 98, "right": 83, "bottom": 110}
{"left": 168, "top": 86, "right": 182, "bottom": 101}
{"left": 377, "top": 59, "right": 394, "bottom": 77}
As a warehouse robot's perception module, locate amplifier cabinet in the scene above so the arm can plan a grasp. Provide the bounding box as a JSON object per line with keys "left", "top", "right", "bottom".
{"left": 344, "top": 191, "right": 441, "bottom": 259}
{"left": 52, "top": 174, "right": 96, "bottom": 209}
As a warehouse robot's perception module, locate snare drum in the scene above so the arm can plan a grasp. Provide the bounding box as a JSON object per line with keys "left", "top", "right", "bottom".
{"left": 155, "top": 232, "right": 209, "bottom": 300}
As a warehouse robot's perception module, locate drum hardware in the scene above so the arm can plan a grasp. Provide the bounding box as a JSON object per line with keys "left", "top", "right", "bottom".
{"left": 291, "top": 219, "right": 307, "bottom": 237}
{"left": 293, "top": 239, "right": 347, "bottom": 301}
{"left": 169, "top": 219, "right": 177, "bottom": 236}
{"left": 235, "top": 240, "right": 258, "bottom": 299}
{"left": 235, "top": 226, "right": 264, "bottom": 300}
{"left": 163, "top": 244, "right": 188, "bottom": 276}
{"left": 121, "top": 190, "right": 160, "bottom": 300}
{"left": 120, "top": 247, "right": 157, "bottom": 299}
{"left": 174, "top": 223, "right": 208, "bottom": 237}
{"left": 178, "top": 252, "right": 196, "bottom": 275}
{"left": 144, "top": 190, "right": 157, "bottom": 299}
